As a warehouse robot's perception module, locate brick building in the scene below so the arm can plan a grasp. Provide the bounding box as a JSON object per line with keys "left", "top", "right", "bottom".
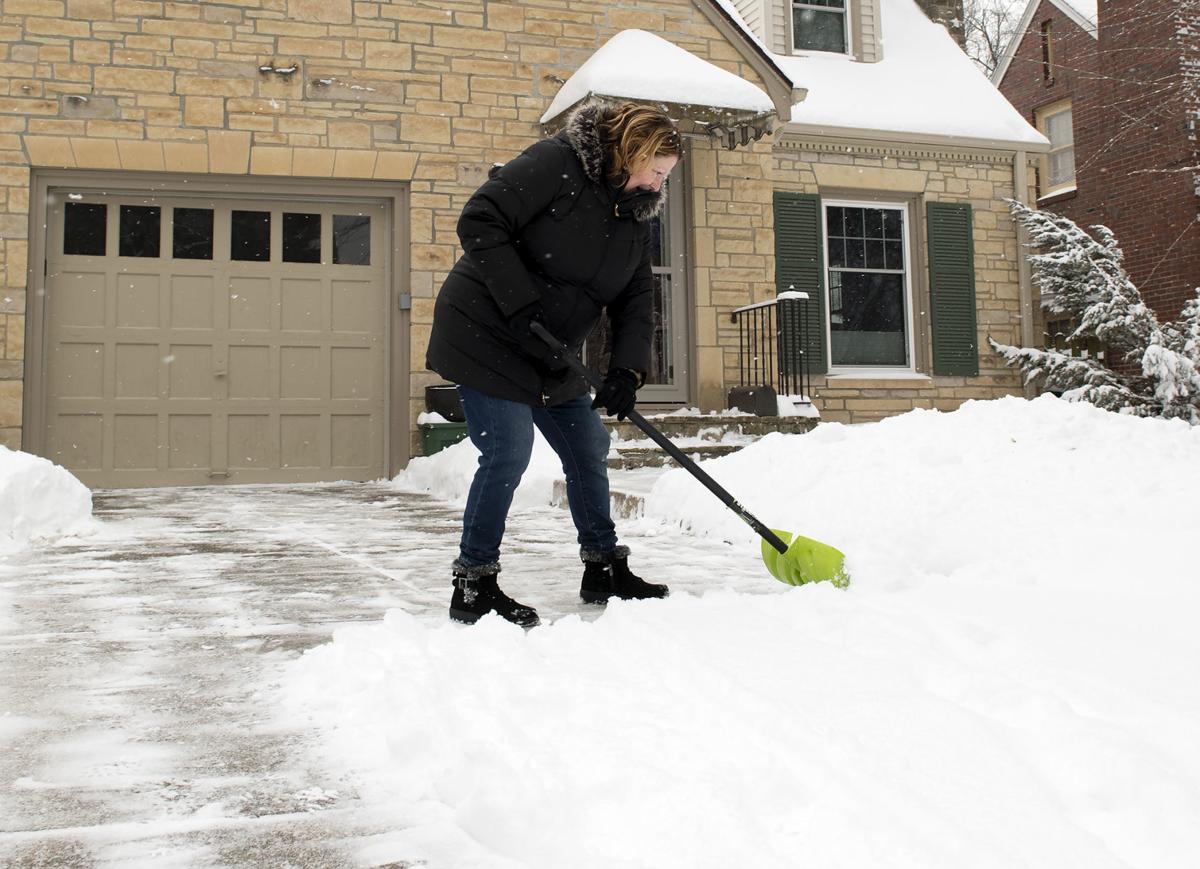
{"left": 995, "top": 0, "right": 1200, "bottom": 329}
{"left": 0, "top": 0, "right": 1048, "bottom": 488}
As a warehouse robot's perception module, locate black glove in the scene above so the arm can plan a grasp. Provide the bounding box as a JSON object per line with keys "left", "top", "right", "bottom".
{"left": 591, "top": 368, "right": 640, "bottom": 420}
{"left": 507, "top": 300, "right": 565, "bottom": 373}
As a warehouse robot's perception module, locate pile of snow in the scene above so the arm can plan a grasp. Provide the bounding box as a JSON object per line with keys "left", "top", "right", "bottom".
{"left": 286, "top": 397, "right": 1200, "bottom": 869}
{"left": 393, "top": 429, "right": 564, "bottom": 511}
{"left": 0, "top": 446, "right": 92, "bottom": 554}
{"left": 647, "top": 394, "right": 1198, "bottom": 587}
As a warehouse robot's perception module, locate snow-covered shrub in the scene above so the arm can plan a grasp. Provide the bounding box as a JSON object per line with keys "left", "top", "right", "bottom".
{"left": 990, "top": 200, "right": 1200, "bottom": 423}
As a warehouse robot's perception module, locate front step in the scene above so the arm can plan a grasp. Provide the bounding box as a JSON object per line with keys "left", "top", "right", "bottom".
{"left": 608, "top": 442, "right": 742, "bottom": 470}
{"left": 602, "top": 412, "right": 818, "bottom": 441}
{"left": 549, "top": 411, "right": 820, "bottom": 517}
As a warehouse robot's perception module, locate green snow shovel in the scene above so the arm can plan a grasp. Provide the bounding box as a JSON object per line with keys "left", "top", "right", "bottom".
{"left": 531, "top": 322, "right": 849, "bottom": 588}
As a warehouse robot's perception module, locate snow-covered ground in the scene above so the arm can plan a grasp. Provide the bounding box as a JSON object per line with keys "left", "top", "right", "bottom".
{"left": 283, "top": 396, "right": 1200, "bottom": 869}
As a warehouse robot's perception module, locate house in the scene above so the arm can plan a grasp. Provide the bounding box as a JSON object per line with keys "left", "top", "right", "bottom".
{"left": 994, "top": 0, "right": 1200, "bottom": 332}
{"left": 0, "top": 0, "right": 1047, "bottom": 489}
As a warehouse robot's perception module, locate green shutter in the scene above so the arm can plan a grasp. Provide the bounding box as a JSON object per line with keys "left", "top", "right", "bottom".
{"left": 927, "top": 201, "right": 979, "bottom": 376}
{"left": 773, "top": 192, "right": 827, "bottom": 375}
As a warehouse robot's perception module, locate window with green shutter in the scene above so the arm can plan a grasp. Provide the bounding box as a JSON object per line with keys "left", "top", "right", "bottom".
{"left": 773, "top": 192, "right": 828, "bottom": 375}
{"left": 926, "top": 202, "right": 979, "bottom": 376}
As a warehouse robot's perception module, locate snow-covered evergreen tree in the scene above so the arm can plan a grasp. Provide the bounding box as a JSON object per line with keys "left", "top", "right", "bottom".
{"left": 990, "top": 201, "right": 1200, "bottom": 423}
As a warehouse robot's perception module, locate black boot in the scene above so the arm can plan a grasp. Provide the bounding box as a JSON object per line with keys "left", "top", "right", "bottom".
{"left": 580, "top": 548, "right": 669, "bottom": 604}
{"left": 449, "top": 572, "right": 540, "bottom": 627}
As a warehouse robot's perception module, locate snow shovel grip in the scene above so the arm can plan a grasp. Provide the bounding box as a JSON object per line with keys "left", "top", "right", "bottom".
{"left": 529, "top": 322, "right": 790, "bottom": 555}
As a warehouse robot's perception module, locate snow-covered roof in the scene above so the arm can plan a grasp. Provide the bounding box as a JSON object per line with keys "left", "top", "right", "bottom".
{"left": 539, "top": 29, "right": 776, "bottom": 126}
{"left": 774, "top": 0, "right": 1048, "bottom": 149}
{"left": 992, "top": 0, "right": 1099, "bottom": 87}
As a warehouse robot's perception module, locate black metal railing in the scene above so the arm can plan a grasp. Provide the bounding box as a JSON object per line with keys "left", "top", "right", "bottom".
{"left": 730, "top": 290, "right": 812, "bottom": 403}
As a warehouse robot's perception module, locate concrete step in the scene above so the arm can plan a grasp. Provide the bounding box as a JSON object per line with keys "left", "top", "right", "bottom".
{"left": 607, "top": 442, "right": 744, "bottom": 469}
{"left": 602, "top": 413, "right": 817, "bottom": 441}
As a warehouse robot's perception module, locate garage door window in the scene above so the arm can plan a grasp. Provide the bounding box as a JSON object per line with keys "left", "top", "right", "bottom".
{"left": 283, "top": 212, "right": 322, "bottom": 263}
{"left": 333, "top": 215, "right": 370, "bottom": 265}
{"left": 63, "top": 201, "right": 106, "bottom": 255}
{"left": 231, "top": 210, "right": 270, "bottom": 261}
{"left": 119, "top": 205, "right": 161, "bottom": 258}
{"left": 173, "top": 208, "right": 213, "bottom": 260}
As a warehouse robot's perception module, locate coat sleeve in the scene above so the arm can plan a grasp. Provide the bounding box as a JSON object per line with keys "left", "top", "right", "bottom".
{"left": 456, "top": 139, "right": 567, "bottom": 318}
{"left": 605, "top": 227, "right": 655, "bottom": 376}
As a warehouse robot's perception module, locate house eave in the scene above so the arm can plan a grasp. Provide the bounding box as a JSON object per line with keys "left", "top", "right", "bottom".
{"left": 541, "top": 95, "right": 780, "bottom": 150}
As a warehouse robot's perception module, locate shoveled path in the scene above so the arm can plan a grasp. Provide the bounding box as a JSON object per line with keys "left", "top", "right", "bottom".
{"left": 0, "top": 481, "right": 770, "bottom": 868}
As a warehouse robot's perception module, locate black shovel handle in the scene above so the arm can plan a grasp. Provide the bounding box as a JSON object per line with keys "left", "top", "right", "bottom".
{"left": 530, "top": 322, "right": 788, "bottom": 555}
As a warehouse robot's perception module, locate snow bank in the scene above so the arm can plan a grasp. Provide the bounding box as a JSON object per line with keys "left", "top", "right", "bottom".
{"left": 286, "top": 397, "right": 1200, "bottom": 868}
{"left": 0, "top": 446, "right": 93, "bottom": 554}
{"left": 391, "top": 429, "right": 566, "bottom": 510}
{"left": 646, "top": 394, "right": 1199, "bottom": 590}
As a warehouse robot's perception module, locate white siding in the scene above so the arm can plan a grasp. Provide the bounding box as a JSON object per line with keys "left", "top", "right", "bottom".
{"left": 856, "top": 0, "right": 883, "bottom": 62}
{"left": 770, "top": 0, "right": 789, "bottom": 53}
{"left": 733, "top": 0, "right": 765, "bottom": 37}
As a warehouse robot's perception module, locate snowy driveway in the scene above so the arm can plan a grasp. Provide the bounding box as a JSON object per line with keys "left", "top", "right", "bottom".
{"left": 0, "top": 480, "right": 772, "bottom": 868}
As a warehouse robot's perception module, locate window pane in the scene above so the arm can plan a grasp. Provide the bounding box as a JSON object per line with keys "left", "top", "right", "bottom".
{"left": 793, "top": 7, "right": 846, "bottom": 53}
{"left": 865, "top": 239, "right": 886, "bottom": 270}
{"left": 333, "top": 214, "right": 371, "bottom": 266}
{"left": 231, "top": 210, "right": 271, "bottom": 261}
{"left": 829, "top": 271, "right": 907, "bottom": 366}
{"left": 646, "top": 213, "right": 666, "bottom": 267}
{"left": 845, "top": 237, "right": 865, "bottom": 269}
{"left": 884, "top": 240, "right": 903, "bottom": 271}
{"left": 119, "top": 205, "right": 161, "bottom": 257}
{"left": 1045, "top": 109, "right": 1073, "bottom": 147}
{"left": 173, "top": 207, "right": 213, "bottom": 260}
{"left": 283, "top": 212, "right": 321, "bottom": 264}
{"left": 1049, "top": 148, "right": 1075, "bottom": 187}
{"left": 844, "top": 207, "right": 864, "bottom": 239}
{"left": 827, "top": 237, "right": 846, "bottom": 269}
{"left": 884, "top": 209, "right": 902, "bottom": 239}
{"left": 864, "top": 209, "right": 885, "bottom": 239}
{"left": 825, "top": 206, "right": 843, "bottom": 238}
{"left": 63, "top": 202, "right": 107, "bottom": 256}
{"left": 649, "top": 273, "right": 673, "bottom": 385}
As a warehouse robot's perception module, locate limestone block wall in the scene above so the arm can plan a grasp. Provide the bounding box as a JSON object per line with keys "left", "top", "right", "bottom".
{"left": 771, "top": 137, "right": 1032, "bottom": 423}
{"left": 0, "top": 0, "right": 778, "bottom": 454}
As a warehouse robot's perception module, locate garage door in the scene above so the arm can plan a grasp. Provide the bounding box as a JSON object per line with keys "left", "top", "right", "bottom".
{"left": 41, "top": 189, "right": 389, "bottom": 487}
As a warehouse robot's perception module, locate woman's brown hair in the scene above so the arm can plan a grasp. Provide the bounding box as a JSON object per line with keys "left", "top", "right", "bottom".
{"left": 598, "top": 102, "right": 683, "bottom": 182}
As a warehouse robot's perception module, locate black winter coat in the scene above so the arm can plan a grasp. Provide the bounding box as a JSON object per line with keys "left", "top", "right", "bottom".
{"left": 425, "top": 102, "right": 665, "bottom": 406}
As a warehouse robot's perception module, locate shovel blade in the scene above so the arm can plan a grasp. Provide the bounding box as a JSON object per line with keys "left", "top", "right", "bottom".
{"left": 762, "top": 529, "right": 850, "bottom": 588}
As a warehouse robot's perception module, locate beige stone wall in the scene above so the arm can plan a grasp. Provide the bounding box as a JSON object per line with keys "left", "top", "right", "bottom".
{"left": 771, "top": 138, "right": 1030, "bottom": 423}
{"left": 0, "top": 0, "right": 775, "bottom": 454}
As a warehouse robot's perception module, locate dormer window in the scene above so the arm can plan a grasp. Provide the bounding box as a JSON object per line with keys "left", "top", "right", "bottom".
{"left": 792, "top": 0, "right": 848, "bottom": 54}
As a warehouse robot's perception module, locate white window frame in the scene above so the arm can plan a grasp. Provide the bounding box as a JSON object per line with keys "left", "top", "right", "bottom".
{"left": 789, "top": 0, "right": 853, "bottom": 57}
{"left": 1036, "top": 99, "right": 1076, "bottom": 199}
{"left": 822, "top": 198, "right": 916, "bottom": 375}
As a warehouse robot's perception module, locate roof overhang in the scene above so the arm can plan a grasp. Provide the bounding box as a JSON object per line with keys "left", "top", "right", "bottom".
{"left": 539, "top": 26, "right": 805, "bottom": 151}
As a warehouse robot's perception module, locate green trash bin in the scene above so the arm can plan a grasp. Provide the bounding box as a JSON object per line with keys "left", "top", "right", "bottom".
{"left": 419, "top": 421, "right": 469, "bottom": 455}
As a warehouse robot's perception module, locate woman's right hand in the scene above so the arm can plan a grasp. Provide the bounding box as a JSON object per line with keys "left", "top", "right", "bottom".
{"left": 507, "top": 300, "right": 566, "bottom": 373}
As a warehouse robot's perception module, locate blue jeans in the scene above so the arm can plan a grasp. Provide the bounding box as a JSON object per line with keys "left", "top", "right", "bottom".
{"left": 454, "top": 385, "right": 617, "bottom": 571}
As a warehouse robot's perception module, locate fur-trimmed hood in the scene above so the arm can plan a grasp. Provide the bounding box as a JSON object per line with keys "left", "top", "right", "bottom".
{"left": 560, "top": 101, "right": 668, "bottom": 223}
